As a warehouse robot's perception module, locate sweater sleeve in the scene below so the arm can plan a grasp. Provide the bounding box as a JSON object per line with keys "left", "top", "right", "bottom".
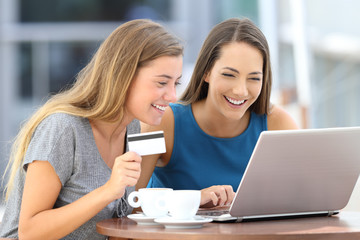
{"left": 23, "top": 113, "right": 75, "bottom": 186}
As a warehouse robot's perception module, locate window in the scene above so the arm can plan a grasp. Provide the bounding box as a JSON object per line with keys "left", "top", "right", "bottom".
{"left": 20, "top": 0, "right": 171, "bottom": 22}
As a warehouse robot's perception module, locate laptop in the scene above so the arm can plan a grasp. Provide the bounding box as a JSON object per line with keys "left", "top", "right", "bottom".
{"left": 198, "top": 127, "right": 360, "bottom": 222}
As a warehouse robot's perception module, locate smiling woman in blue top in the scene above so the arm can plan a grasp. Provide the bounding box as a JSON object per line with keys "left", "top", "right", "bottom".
{"left": 138, "top": 18, "right": 299, "bottom": 208}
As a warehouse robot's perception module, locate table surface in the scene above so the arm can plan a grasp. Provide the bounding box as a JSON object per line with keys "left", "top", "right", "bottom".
{"left": 96, "top": 211, "right": 360, "bottom": 240}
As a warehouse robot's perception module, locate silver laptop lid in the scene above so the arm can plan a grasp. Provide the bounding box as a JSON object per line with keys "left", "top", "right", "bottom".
{"left": 229, "top": 127, "right": 360, "bottom": 218}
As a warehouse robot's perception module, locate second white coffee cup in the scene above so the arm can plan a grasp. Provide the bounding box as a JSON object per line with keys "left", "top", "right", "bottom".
{"left": 160, "top": 190, "right": 201, "bottom": 220}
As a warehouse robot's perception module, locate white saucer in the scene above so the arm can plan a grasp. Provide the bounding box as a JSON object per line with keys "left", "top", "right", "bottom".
{"left": 127, "top": 213, "right": 159, "bottom": 225}
{"left": 154, "top": 216, "right": 213, "bottom": 229}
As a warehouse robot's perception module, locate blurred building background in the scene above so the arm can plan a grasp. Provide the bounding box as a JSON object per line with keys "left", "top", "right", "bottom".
{"left": 1, "top": 0, "right": 359, "bottom": 209}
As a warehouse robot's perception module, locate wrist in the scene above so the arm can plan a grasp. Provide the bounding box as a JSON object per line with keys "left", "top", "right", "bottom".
{"left": 98, "top": 182, "right": 119, "bottom": 204}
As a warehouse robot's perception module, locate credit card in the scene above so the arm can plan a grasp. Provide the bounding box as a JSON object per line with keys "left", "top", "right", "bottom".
{"left": 127, "top": 131, "right": 166, "bottom": 156}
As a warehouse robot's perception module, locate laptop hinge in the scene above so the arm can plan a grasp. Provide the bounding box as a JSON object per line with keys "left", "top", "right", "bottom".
{"left": 327, "top": 211, "right": 339, "bottom": 216}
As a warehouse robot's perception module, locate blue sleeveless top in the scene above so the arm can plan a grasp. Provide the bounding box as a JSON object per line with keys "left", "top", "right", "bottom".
{"left": 148, "top": 103, "right": 267, "bottom": 191}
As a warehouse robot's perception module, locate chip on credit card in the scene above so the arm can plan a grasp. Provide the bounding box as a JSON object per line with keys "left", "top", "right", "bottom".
{"left": 127, "top": 131, "right": 166, "bottom": 156}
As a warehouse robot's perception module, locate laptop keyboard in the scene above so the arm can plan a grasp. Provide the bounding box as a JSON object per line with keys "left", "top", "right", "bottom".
{"left": 197, "top": 209, "right": 230, "bottom": 217}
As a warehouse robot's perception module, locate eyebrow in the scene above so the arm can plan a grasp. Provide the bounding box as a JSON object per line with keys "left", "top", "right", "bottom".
{"left": 155, "top": 74, "right": 182, "bottom": 80}
{"left": 249, "top": 71, "right": 263, "bottom": 75}
{"left": 223, "top": 67, "right": 262, "bottom": 75}
{"left": 223, "top": 67, "right": 239, "bottom": 74}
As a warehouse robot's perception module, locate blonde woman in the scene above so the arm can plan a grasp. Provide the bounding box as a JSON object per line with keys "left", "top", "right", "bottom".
{"left": 138, "top": 18, "right": 298, "bottom": 207}
{"left": 0, "top": 19, "right": 183, "bottom": 239}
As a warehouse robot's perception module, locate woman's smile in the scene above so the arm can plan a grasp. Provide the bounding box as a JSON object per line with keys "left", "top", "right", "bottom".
{"left": 224, "top": 96, "right": 246, "bottom": 106}
{"left": 151, "top": 103, "right": 167, "bottom": 112}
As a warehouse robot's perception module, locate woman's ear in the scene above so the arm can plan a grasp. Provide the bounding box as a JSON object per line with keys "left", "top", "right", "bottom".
{"left": 203, "top": 72, "right": 210, "bottom": 83}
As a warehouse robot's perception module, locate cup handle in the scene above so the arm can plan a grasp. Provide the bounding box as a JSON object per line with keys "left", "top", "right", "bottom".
{"left": 128, "top": 191, "right": 141, "bottom": 208}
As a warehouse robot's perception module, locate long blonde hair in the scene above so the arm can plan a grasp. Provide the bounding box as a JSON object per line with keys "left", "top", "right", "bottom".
{"left": 3, "top": 19, "right": 183, "bottom": 200}
{"left": 181, "top": 18, "right": 272, "bottom": 115}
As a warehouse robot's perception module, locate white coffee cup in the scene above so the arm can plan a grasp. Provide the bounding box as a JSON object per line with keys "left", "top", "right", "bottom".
{"left": 164, "top": 190, "right": 201, "bottom": 220}
{"left": 128, "top": 188, "right": 173, "bottom": 218}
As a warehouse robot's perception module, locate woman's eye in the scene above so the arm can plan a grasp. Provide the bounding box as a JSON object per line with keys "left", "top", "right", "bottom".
{"left": 175, "top": 81, "right": 182, "bottom": 86}
{"left": 249, "top": 77, "right": 261, "bottom": 81}
{"left": 158, "top": 82, "right": 167, "bottom": 86}
{"left": 222, "top": 73, "right": 235, "bottom": 77}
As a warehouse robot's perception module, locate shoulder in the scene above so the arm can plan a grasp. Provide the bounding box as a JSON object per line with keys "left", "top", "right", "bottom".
{"left": 267, "top": 105, "right": 299, "bottom": 130}
{"left": 169, "top": 102, "right": 188, "bottom": 115}
{"left": 41, "top": 112, "right": 84, "bottom": 126}
{"left": 36, "top": 113, "right": 85, "bottom": 133}
{"left": 25, "top": 113, "right": 82, "bottom": 169}
{"left": 32, "top": 113, "right": 89, "bottom": 144}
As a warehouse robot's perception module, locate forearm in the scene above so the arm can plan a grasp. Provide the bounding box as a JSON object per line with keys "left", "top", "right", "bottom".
{"left": 19, "top": 184, "right": 115, "bottom": 240}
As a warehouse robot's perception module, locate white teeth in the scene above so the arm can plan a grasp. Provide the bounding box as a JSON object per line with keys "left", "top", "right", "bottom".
{"left": 225, "top": 96, "right": 245, "bottom": 105}
{"left": 152, "top": 104, "right": 166, "bottom": 111}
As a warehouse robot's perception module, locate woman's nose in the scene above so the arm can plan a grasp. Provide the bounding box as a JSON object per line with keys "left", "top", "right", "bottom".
{"left": 164, "top": 85, "right": 177, "bottom": 103}
{"left": 233, "top": 80, "right": 248, "bottom": 96}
